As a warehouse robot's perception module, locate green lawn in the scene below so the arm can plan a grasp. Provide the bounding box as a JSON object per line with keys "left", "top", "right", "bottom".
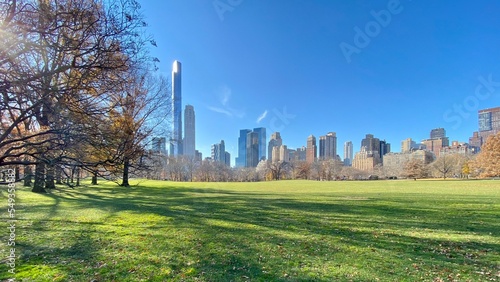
{"left": 1, "top": 179, "right": 499, "bottom": 281}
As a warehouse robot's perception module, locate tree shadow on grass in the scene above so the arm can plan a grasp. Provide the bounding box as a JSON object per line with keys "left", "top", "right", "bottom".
{"left": 11, "top": 184, "right": 500, "bottom": 281}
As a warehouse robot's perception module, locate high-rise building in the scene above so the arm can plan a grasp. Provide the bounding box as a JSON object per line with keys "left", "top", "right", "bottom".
{"left": 319, "top": 132, "right": 337, "bottom": 160}
{"left": 272, "top": 145, "right": 289, "bottom": 162}
{"left": 195, "top": 150, "right": 202, "bottom": 162}
{"left": 296, "top": 146, "right": 307, "bottom": 161}
{"left": 224, "top": 151, "right": 231, "bottom": 167}
{"left": 422, "top": 128, "right": 449, "bottom": 157}
{"left": 343, "top": 141, "right": 353, "bottom": 166}
{"left": 421, "top": 137, "right": 449, "bottom": 158}
{"left": 401, "top": 138, "right": 417, "bottom": 153}
{"left": 211, "top": 140, "right": 226, "bottom": 164}
{"left": 478, "top": 107, "right": 500, "bottom": 144}
{"left": 268, "top": 132, "right": 282, "bottom": 162}
{"left": 430, "top": 128, "right": 446, "bottom": 139}
{"left": 236, "top": 129, "right": 251, "bottom": 167}
{"left": 183, "top": 105, "right": 195, "bottom": 157}
{"left": 306, "top": 135, "right": 317, "bottom": 163}
{"left": 170, "top": 60, "right": 182, "bottom": 156}
{"left": 152, "top": 137, "right": 167, "bottom": 155}
{"left": 246, "top": 131, "right": 260, "bottom": 167}
{"left": 253, "top": 127, "right": 267, "bottom": 161}
{"left": 379, "top": 140, "right": 391, "bottom": 159}
{"left": 280, "top": 145, "right": 289, "bottom": 162}
{"left": 468, "top": 131, "right": 482, "bottom": 152}
{"left": 361, "top": 134, "right": 380, "bottom": 153}
{"left": 361, "top": 134, "right": 389, "bottom": 159}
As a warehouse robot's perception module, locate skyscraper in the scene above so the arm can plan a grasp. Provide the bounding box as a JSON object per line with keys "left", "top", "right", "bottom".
{"left": 361, "top": 134, "right": 380, "bottom": 153}
{"left": 319, "top": 132, "right": 337, "bottom": 160}
{"left": 246, "top": 131, "right": 259, "bottom": 167}
{"left": 170, "top": 60, "right": 182, "bottom": 156}
{"left": 379, "top": 140, "right": 391, "bottom": 159}
{"left": 430, "top": 128, "right": 446, "bottom": 139}
{"left": 183, "top": 105, "right": 195, "bottom": 157}
{"left": 422, "top": 128, "right": 449, "bottom": 157}
{"left": 401, "top": 138, "right": 416, "bottom": 153}
{"left": 236, "top": 129, "right": 251, "bottom": 167}
{"left": 253, "top": 127, "right": 267, "bottom": 161}
{"left": 306, "top": 135, "right": 317, "bottom": 163}
{"left": 343, "top": 141, "right": 353, "bottom": 166}
{"left": 152, "top": 137, "right": 167, "bottom": 155}
{"left": 478, "top": 107, "right": 500, "bottom": 144}
{"left": 211, "top": 140, "right": 226, "bottom": 164}
{"left": 268, "top": 132, "right": 282, "bottom": 162}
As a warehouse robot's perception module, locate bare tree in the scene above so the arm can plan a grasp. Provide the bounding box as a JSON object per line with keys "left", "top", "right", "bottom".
{"left": 0, "top": 0, "right": 158, "bottom": 192}
{"left": 432, "top": 154, "right": 454, "bottom": 179}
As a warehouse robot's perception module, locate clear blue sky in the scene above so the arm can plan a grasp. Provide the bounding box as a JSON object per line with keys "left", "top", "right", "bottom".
{"left": 140, "top": 0, "right": 500, "bottom": 162}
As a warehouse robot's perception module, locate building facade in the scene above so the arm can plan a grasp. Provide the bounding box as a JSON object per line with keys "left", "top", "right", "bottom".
{"left": 170, "top": 60, "right": 183, "bottom": 156}
{"left": 319, "top": 132, "right": 337, "bottom": 160}
{"left": 430, "top": 128, "right": 446, "bottom": 139}
{"left": 152, "top": 137, "right": 167, "bottom": 155}
{"left": 246, "top": 131, "right": 260, "bottom": 167}
{"left": 268, "top": 132, "right": 282, "bottom": 163}
{"left": 236, "top": 129, "right": 251, "bottom": 167}
{"left": 478, "top": 107, "right": 500, "bottom": 145}
{"left": 352, "top": 146, "right": 381, "bottom": 172}
{"left": 253, "top": 127, "right": 267, "bottom": 161}
{"left": 343, "top": 141, "right": 353, "bottom": 166}
{"left": 306, "top": 135, "right": 317, "bottom": 163}
{"left": 401, "top": 138, "right": 417, "bottom": 153}
{"left": 211, "top": 140, "right": 226, "bottom": 164}
{"left": 183, "top": 105, "right": 195, "bottom": 157}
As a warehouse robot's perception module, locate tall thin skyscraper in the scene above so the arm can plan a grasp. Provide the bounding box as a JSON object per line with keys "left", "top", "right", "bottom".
{"left": 306, "top": 135, "right": 317, "bottom": 163}
{"left": 253, "top": 127, "right": 267, "bottom": 161}
{"left": 183, "top": 105, "right": 195, "bottom": 157}
{"left": 343, "top": 141, "right": 353, "bottom": 166}
{"left": 246, "top": 132, "right": 259, "bottom": 167}
{"left": 170, "top": 60, "right": 182, "bottom": 156}
{"left": 236, "top": 129, "right": 251, "bottom": 167}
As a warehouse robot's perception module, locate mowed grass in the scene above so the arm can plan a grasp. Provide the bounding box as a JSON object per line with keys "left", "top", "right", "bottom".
{"left": 0, "top": 180, "right": 499, "bottom": 281}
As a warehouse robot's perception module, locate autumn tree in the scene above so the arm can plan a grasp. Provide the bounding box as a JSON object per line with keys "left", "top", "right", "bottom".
{"left": 403, "top": 159, "right": 428, "bottom": 179}
{"left": 473, "top": 132, "right": 500, "bottom": 178}
{"left": 106, "top": 69, "right": 169, "bottom": 187}
{"left": 1, "top": 0, "right": 158, "bottom": 192}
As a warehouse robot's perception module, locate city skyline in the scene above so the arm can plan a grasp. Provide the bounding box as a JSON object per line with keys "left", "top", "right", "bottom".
{"left": 141, "top": 1, "right": 500, "bottom": 163}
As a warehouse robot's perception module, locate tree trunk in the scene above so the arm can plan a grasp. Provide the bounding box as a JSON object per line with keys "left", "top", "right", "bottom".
{"left": 55, "top": 166, "right": 63, "bottom": 184}
{"left": 71, "top": 166, "right": 75, "bottom": 183}
{"left": 23, "top": 164, "right": 32, "bottom": 187}
{"left": 32, "top": 163, "right": 46, "bottom": 193}
{"left": 45, "top": 164, "right": 55, "bottom": 189}
{"left": 15, "top": 167, "right": 20, "bottom": 182}
{"left": 76, "top": 167, "right": 80, "bottom": 186}
{"left": 121, "top": 158, "right": 130, "bottom": 187}
{"left": 91, "top": 171, "right": 98, "bottom": 185}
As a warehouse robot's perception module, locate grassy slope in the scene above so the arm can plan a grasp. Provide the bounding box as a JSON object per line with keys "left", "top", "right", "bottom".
{"left": 0, "top": 179, "right": 499, "bottom": 281}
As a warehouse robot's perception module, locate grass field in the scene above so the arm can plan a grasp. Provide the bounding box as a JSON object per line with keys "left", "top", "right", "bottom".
{"left": 0, "top": 179, "right": 499, "bottom": 281}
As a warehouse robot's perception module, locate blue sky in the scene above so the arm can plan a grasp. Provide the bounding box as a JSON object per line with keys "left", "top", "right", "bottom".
{"left": 140, "top": 0, "right": 500, "bottom": 163}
